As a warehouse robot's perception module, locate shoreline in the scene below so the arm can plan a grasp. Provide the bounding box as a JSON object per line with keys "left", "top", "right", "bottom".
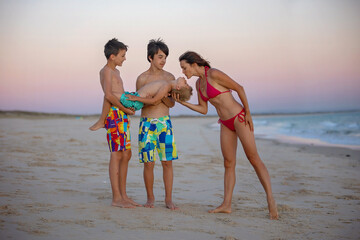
{"left": 1, "top": 111, "right": 359, "bottom": 152}
{"left": 256, "top": 137, "right": 360, "bottom": 162}
{"left": 270, "top": 134, "right": 360, "bottom": 151}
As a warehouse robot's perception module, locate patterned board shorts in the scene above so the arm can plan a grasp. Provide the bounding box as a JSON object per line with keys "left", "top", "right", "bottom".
{"left": 105, "top": 106, "right": 131, "bottom": 152}
{"left": 138, "top": 115, "right": 178, "bottom": 163}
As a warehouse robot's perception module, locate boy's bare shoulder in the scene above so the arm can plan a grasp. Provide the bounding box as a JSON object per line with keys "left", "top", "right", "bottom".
{"left": 137, "top": 71, "right": 149, "bottom": 81}
{"left": 136, "top": 71, "right": 150, "bottom": 86}
{"left": 162, "top": 70, "right": 175, "bottom": 81}
{"left": 100, "top": 65, "right": 114, "bottom": 76}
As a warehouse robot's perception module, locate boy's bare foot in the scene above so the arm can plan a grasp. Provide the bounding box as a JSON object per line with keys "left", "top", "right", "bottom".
{"left": 208, "top": 203, "right": 232, "bottom": 213}
{"left": 89, "top": 121, "right": 105, "bottom": 131}
{"left": 111, "top": 200, "right": 136, "bottom": 208}
{"left": 124, "top": 197, "right": 142, "bottom": 207}
{"left": 165, "top": 201, "right": 179, "bottom": 210}
{"left": 268, "top": 197, "right": 279, "bottom": 220}
{"left": 144, "top": 200, "right": 154, "bottom": 208}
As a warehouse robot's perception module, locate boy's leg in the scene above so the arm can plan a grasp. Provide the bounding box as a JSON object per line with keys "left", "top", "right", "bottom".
{"left": 118, "top": 149, "right": 142, "bottom": 206}
{"left": 161, "top": 161, "right": 178, "bottom": 210}
{"left": 109, "top": 151, "right": 134, "bottom": 208}
{"left": 89, "top": 96, "right": 112, "bottom": 131}
{"left": 106, "top": 107, "right": 136, "bottom": 208}
{"left": 143, "top": 162, "right": 155, "bottom": 208}
{"left": 138, "top": 117, "right": 157, "bottom": 208}
{"left": 158, "top": 116, "right": 178, "bottom": 210}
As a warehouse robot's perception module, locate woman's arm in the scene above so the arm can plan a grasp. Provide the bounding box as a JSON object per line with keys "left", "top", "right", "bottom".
{"left": 211, "top": 69, "right": 254, "bottom": 131}
{"left": 172, "top": 79, "right": 208, "bottom": 115}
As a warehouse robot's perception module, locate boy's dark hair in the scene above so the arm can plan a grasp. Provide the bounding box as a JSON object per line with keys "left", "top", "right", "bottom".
{"left": 104, "top": 38, "right": 128, "bottom": 59}
{"left": 147, "top": 38, "right": 169, "bottom": 63}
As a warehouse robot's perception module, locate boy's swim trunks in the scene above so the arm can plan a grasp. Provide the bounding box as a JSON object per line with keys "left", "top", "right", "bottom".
{"left": 120, "top": 92, "right": 144, "bottom": 111}
{"left": 105, "top": 106, "right": 131, "bottom": 152}
{"left": 138, "top": 115, "right": 178, "bottom": 163}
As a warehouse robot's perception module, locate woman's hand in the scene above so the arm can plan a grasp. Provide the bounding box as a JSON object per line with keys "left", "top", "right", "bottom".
{"left": 171, "top": 91, "right": 182, "bottom": 103}
{"left": 245, "top": 112, "right": 254, "bottom": 132}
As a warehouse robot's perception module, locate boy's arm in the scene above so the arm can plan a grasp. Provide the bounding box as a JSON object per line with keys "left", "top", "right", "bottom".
{"left": 136, "top": 75, "right": 160, "bottom": 106}
{"left": 103, "top": 69, "right": 134, "bottom": 115}
{"left": 135, "top": 75, "right": 145, "bottom": 91}
{"left": 127, "top": 85, "right": 171, "bottom": 105}
{"left": 161, "top": 95, "right": 175, "bottom": 108}
{"left": 161, "top": 75, "right": 176, "bottom": 108}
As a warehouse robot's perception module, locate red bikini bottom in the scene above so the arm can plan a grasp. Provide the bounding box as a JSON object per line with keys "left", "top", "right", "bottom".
{"left": 218, "top": 109, "right": 246, "bottom": 131}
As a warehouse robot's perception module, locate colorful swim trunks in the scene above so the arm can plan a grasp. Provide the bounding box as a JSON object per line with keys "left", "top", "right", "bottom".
{"left": 105, "top": 106, "right": 131, "bottom": 152}
{"left": 138, "top": 115, "right": 178, "bottom": 163}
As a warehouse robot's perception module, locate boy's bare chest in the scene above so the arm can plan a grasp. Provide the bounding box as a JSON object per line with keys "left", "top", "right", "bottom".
{"left": 111, "top": 75, "right": 124, "bottom": 92}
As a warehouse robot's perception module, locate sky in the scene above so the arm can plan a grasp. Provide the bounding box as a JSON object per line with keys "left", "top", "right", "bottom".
{"left": 0, "top": 0, "right": 359, "bottom": 115}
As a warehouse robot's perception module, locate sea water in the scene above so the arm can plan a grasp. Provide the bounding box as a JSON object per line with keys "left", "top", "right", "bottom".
{"left": 210, "top": 111, "right": 360, "bottom": 149}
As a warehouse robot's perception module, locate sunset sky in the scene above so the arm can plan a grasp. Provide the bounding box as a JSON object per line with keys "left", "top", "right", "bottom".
{"left": 0, "top": 0, "right": 359, "bottom": 115}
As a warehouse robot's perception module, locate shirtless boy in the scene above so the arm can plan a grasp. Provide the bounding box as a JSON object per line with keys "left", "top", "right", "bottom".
{"left": 136, "top": 39, "right": 179, "bottom": 210}
{"left": 98, "top": 38, "right": 140, "bottom": 208}
{"left": 126, "top": 77, "right": 192, "bottom": 104}
{"left": 89, "top": 78, "right": 192, "bottom": 127}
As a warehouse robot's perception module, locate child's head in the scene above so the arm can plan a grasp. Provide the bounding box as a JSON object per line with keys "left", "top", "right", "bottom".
{"left": 147, "top": 38, "right": 169, "bottom": 63}
{"left": 172, "top": 77, "right": 193, "bottom": 102}
{"left": 104, "top": 38, "right": 128, "bottom": 59}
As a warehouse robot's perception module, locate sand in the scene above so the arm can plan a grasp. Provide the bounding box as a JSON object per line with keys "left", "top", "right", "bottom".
{"left": 0, "top": 114, "right": 359, "bottom": 240}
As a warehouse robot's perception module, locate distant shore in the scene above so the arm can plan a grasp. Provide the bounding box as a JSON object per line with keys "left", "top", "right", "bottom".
{"left": 1, "top": 109, "right": 359, "bottom": 119}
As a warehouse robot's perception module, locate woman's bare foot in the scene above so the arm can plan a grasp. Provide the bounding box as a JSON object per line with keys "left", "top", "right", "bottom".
{"left": 165, "top": 201, "right": 179, "bottom": 210}
{"left": 267, "top": 197, "right": 279, "bottom": 220}
{"left": 111, "top": 200, "right": 136, "bottom": 208}
{"left": 208, "top": 203, "right": 232, "bottom": 213}
{"left": 144, "top": 199, "right": 154, "bottom": 208}
{"left": 89, "top": 121, "right": 105, "bottom": 131}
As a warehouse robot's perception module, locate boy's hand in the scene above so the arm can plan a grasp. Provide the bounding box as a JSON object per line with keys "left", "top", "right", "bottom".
{"left": 124, "top": 108, "right": 135, "bottom": 115}
{"left": 125, "top": 94, "right": 139, "bottom": 101}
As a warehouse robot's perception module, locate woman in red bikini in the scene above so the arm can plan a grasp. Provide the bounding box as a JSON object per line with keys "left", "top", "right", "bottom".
{"left": 174, "top": 51, "right": 278, "bottom": 220}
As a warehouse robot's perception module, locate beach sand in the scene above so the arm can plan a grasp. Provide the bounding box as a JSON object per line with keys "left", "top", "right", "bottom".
{"left": 0, "top": 114, "right": 359, "bottom": 240}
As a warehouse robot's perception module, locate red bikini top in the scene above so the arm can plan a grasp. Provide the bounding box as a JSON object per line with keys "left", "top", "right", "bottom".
{"left": 198, "top": 66, "right": 231, "bottom": 102}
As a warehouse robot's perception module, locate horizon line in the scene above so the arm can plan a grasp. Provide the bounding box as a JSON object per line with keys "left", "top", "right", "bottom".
{"left": 1, "top": 109, "right": 359, "bottom": 118}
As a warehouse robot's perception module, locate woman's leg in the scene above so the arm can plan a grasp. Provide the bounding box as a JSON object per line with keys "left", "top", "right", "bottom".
{"left": 234, "top": 120, "right": 278, "bottom": 219}
{"left": 209, "top": 124, "right": 238, "bottom": 213}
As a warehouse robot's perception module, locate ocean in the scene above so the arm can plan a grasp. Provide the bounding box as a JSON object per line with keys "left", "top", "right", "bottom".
{"left": 210, "top": 111, "right": 360, "bottom": 149}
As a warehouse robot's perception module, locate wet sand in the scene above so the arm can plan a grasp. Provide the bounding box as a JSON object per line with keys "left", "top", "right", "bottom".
{"left": 0, "top": 114, "right": 359, "bottom": 239}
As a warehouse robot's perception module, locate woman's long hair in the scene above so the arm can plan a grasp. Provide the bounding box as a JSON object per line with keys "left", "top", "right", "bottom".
{"left": 179, "top": 51, "right": 211, "bottom": 68}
